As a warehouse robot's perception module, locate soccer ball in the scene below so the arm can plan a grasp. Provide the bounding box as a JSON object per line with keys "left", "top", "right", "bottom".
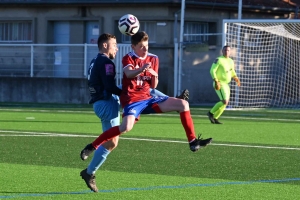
{"left": 118, "top": 14, "right": 140, "bottom": 36}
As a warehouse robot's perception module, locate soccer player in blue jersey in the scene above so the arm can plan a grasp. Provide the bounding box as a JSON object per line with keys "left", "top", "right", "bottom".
{"left": 80, "top": 33, "right": 189, "bottom": 192}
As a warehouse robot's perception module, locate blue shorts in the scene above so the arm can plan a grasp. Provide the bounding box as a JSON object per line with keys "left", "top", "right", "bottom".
{"left": 122, "top": 96, "right": 169, "bottom": 119}
{"left": 93, "top": 94, "right": 120, "bottom": 132}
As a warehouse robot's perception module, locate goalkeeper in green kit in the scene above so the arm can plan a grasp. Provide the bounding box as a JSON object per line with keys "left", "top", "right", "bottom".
{"left": 207, "top": 45, "right": 241, "bottom": 124}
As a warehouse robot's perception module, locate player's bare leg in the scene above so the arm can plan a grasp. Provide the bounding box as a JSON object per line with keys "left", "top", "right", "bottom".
{"left": 158, "top": 98, "right": 212, "bottom": 152}
{"left": 80, "top": 136, "right": 119, "bottom": 161}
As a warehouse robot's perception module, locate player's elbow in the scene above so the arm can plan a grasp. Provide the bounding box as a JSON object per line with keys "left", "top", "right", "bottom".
{"left": 151, "top": 80, "right": 158, "bottom": 89}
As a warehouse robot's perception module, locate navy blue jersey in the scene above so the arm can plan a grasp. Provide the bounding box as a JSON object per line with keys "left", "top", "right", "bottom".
{"left": 87, "top": 53, "right": 122, "bottom": 104}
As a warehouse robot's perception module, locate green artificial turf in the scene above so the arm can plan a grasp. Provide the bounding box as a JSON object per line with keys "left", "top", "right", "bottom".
{"left": 0, "top": 104, "right": 300, "bottom": 199}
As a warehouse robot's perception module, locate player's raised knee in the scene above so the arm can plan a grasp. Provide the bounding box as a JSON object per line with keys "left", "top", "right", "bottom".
{"left": 182, "top": 99, "right": 190, "bottom": 110}
{"left": 119, "top": 123, "right": 134, "bottom": 133}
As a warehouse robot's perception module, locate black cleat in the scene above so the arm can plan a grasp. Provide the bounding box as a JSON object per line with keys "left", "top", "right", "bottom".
{"left": 189, "top": 134, "right": 213, "bottom": 152}
{"left": 80, "top": 168, "right": 98, "bottom": 192}
{"left": 207, "top": 112, "right": 215, "bottom": 124}
{"left": 80, "top": 143, "right": 95, "bottom": 161}
{"left": 214, "top": 118, "right": 223, "bottom": 124}
{"left": 176, "top": 89, "right": 189, "bottom": 101}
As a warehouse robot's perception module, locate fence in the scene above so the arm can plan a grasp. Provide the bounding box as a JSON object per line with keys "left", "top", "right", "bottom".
{"left": 0, "top": 43, "right": 131, "bottom": 85}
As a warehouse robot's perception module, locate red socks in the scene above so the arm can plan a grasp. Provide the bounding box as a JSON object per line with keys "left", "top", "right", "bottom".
{"left": 92, "top": 126, "right": 121, "bottom": 149}
{"left": 91, "top": 111, "right": 196, "bottom": 148}
{"left": 180, "top": 110, "right": 196, "bottom": 142}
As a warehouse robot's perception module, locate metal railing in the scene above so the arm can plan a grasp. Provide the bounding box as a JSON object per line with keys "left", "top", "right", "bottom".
{"left": 0, "top": 43, "right": 131, "bottom": 84}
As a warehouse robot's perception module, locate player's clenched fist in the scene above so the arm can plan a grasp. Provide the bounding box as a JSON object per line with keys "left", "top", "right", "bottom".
{"left": 233, "top": 77, "right": 241, "bottom": 87}
{"left": 214, "top": 80, "right": 221, "bottom": 90}
{"left": 141, "top": 62, "right": 151, "bottom": 73}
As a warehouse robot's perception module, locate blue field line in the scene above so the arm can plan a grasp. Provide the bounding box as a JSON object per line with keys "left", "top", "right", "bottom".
{"left": 1, "top": 178, "right": 300, "bottom": 198}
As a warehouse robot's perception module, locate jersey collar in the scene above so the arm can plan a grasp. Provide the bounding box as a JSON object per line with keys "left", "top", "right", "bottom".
{"left": 131, "top": 51, "right": 147, "bottom": 60}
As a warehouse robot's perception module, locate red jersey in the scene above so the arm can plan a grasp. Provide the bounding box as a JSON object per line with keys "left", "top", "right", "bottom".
{"left": 120, "top": 51, "right": 159, "bottom": 107}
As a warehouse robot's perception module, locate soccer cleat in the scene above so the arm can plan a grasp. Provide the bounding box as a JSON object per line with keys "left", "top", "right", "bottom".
{"left": 189, "top": 134, "right": 213, "bottom": 152}
{"left": 207, "top": 112, "right": 215, "bottom": 124}
{"left": 214, "top": 118, "right": 223, "bottom": 124}
{"left": 80, "top": 168, "right": 98, "bottom": 192}
{"left": 198, "top": 135, "right": 213, "bottom": 147}
{"left": 176, "top": 89, "right": 189, "bottom": 101}
{"left": 80, "top": 143, "right": 95, "bottom": 161}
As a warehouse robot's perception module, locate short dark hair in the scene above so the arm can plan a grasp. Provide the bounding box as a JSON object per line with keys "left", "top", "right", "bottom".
{"left": 131, "top": 31, "right": 148, "bottom": 45}
{"left": 222, "top": 45, "right": 231, "bottom": 50}
{"left": 97, "top": 33, "right": 116, "bottom": 50}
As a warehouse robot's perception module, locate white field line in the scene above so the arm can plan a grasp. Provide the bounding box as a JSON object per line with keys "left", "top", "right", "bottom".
{"left": 193, "top": 107, "right": 300, "bottom": 114}
{"left": 1, "top": 130, "right": 300, "bottom": 151}
{"left": 0, "top": 108, "right": 94, "bottom": 114}
{"left": 1, "top": 108, "right": 300, "bottom": 122}
{"left": 2, "top": 107, "right": 300, "bottom": 114}
{"left": 0, "top": 130, "right": 96, "bottom": 138}
{"left": 152, "top": 113, "right": 300, "bottom": 122}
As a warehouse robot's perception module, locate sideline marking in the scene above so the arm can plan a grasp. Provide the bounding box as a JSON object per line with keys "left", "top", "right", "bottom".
{"left": 1, "top": 130, "right": 300, "bottom": 151}
{"left": 1, "top": 108, "right": 300, "bottom": 122}
{"left": 1, "top": 178, "right": 300, "bottom": 198}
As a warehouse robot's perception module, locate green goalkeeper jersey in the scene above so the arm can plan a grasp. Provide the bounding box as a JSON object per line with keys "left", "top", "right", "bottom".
{"left": 210, "top": 56, "right": 237, "bottom": 84}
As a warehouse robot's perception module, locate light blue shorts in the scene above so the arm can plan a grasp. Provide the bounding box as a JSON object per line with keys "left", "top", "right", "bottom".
{"left": 93, "top": 87, "right": 167, "bottom": 131}
{"left": 93, "top": 94, "right": 120, "bottom": 132}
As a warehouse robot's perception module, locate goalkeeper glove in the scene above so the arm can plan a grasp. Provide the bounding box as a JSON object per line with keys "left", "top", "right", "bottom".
{"left": 233, "top": 77, "right": 241, "bottom": 86}
{"left": 214, "top": 79, "right": 221, "bottom": 90}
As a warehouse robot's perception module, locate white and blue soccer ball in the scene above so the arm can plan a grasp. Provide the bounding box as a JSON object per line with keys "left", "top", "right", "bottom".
{"left": 118, "top": 14, "right": 140, "bottom": 36}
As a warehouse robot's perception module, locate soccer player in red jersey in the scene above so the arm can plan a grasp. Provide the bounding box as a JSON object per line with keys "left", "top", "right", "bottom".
{"left": 80, "top": 31, "right": 212, "bottom": 166}
{"left": 79, "top": 33, "right": 190, "bottom": 192}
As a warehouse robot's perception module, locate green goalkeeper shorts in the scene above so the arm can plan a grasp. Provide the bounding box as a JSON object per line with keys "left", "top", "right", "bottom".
{"left": 213, "top": 81, "right": 230, "bottom": 101}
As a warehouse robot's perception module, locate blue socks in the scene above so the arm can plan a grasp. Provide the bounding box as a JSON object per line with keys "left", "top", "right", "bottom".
{"left": 87, "top": 145, "right": 110, "bottom": 175}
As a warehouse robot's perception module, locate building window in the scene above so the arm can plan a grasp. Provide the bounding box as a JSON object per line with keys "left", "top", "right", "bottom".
{"left": 0, "top": 21, "right": 32, "bottom": 42}
{"left": 121, "top": 21, "right": 157, "bottom": 43}
{"left": 184, "top": 22, "right": 209, "bottom": 43}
